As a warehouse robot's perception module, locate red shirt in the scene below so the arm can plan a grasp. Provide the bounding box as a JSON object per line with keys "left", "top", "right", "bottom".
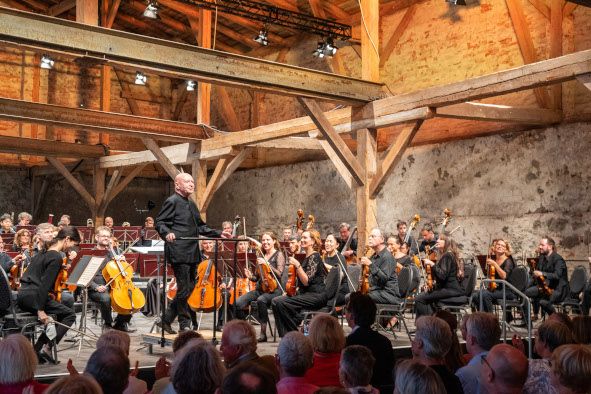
{"left": 304, "top": 351, "right": 342, "bottom": 387}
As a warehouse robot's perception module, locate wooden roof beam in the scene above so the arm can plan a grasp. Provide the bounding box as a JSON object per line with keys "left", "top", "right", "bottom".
{"left": 435, "top": 103, "right": 563, "bottom": 124}
{"left": 48, "top": 0, "right": 76, "bottom": 16}
{"left": 0, "top": 135, "right": 107, "bottom": 158}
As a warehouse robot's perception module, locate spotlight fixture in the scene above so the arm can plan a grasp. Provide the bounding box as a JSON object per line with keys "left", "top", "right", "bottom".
{"left": 135, "top": 72, "right": 147, "bottom": 85}
{"left": 186, "top": 80, "right": 196, "bottom": 91}
{"left": 254, "top": 26, "right": 269, "bottom": 46}
{"left": 446, "top": 0, "right": 467, "bottom": 4}
{"left": 40, "top": 54, "right": 55, "bottom": 69}
{"left": 143, "top": 0, "right": 159, "bottom": 19}
{"left": 312, "top": 37, "right": 338, "bottom": 58}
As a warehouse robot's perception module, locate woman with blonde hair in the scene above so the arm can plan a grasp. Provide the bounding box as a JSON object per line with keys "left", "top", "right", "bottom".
{"left": 0, "top": 334, "right": 48, "bottom": 394}
{"left": 272, "top": 229, "right": 328, "bottom": 337}
{"left": 45, "top": 375, "right": 103, "bottom": 394}
{"left": 394, "top": 359, "right": 446, "bottom": 394}
{"left": 550, "top": 344, "right": 591, "bottom": 394}
{"left": 304, "top": 314, "right": 346, "bottom": 387}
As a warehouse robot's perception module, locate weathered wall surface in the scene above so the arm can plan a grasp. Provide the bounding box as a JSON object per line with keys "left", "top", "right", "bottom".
{"left": 207, "top": 122, "right": 591, "bottom": 261}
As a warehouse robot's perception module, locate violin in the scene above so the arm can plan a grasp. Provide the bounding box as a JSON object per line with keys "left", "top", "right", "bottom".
{"left": 527, "top": 256, "right": 553, "bottom": 297}
{"left": 259, "top": 257, "right": 279, "bottom": 294}
{"left": 340, "top": 226, "right": 358, "bottom": 265}
{"left": 358, "top": 246, "right": 373, "bottom": 295}
{"left": 49, "top": 257, "right": 69, "bottom": 303}
{"left": 285, "top": 258, "right": 298, "bottom": 297}
{"left": 9, "top": 254, "right": 24, "bottom": 291}
{"left": 188, "top": 258, "right": 222, "bottom": 312}
{"left": 486, "top": 238, "right": 497, "bottom": 291}
{"left": 102, "top": 247, "right": 146, "bottom": 314}
{"left": 424, "top": 246, "right": 434, "bottom": 292}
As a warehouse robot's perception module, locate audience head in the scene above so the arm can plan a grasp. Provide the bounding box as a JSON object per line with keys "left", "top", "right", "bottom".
{"left": 535, "top": 320, "right": 574, "bottom": 358}
{"left": 548, "top": 311, "right": 574, "bottom": 332}
{"left": 96, "top": 329, "right": 130, "bottom": 356}
{"left": 412, "top": 316, "right": 452, "bottom": 362}
{"left": 172, "top": 330, "right": 203, "bottom": 354}
{"left": 218, "top": 361, "right": 277, "bottom": 394}
{"left": 479, "top": 344, "right": 528, "bottom": 394}
{"left": 171, "top": 340, "right": 225, "bottom": 394}
{"left": 394, "top": 359, "right": 446, "bottom": 394}
{"left": 220, "top": 320, "right": 257, "bottom": 367}
{"left": 550, "top": 344, "right": 591, "bottom": 394}
{"left": 571, "top": 315, "right": 591, "bottom": 344}
{"left": 17, "top": 212, "right": 32, "bottom": 226}
{"left": 339, "top": 345, "right": 375, "bottom": 389}
{"left": 309, "top": 314, "right": 345, "bottom": 354}
{"left": 464, "top": 312, "right": 501, "bottom": 353}
{"left": 45, "top": 374, "right": 103, "bottom": 394}
{"left": 434, "top": 309, "right": 466, "bottom": 372}
{"left": 276, "top": 331, "right": 313, "bottom": 378}
{"left": 0, "top": 334, "right": 37, "bottom": 385}
{"left": 345, "top": 292, "right": 377, "bottom": 329}
{"left": 84, "top": 346, "right": 129, "bottom": 394}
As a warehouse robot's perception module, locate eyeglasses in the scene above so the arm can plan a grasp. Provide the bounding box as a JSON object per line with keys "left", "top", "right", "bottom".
{"left": 480, "top": 354, "right": 495, "bottom": 379}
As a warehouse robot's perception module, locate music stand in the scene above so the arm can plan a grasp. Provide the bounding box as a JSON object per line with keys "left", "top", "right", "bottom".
{"left": 65, "top": 255, "right": 106, "bottom": 354}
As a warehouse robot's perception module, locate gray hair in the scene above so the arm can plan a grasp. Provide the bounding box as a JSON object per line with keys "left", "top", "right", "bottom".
{"left": 466, "top": 312, "right": 500, "bottom": 351}
{"left": 415, "top": 316, "right": 452, "bottom": 359}
{"left": 0, "top": 213, "right": 11, "bottom": 222}
{"left": 277, "top": 331, "right": 313, "bottom": 377}
{"left": 394, "top": 359, "right": 446, "bottom": 394}
{"left": 223, "top": 320, "right": 257, "bottom": 354}
{"left": 0, "top": 334, "right": 37, "bottom": 384}
{"left": 339, "top": 345, "right": 375, "bottom": 388}
{"left": 36, "top": 222, "right": 55, "bottom": 235}
{"left": 339, "top": 223, "right": 351, "bottom": 231}
{"left": 18, "top": 212, "right": 32, "bottom": 221}
{"left": 97, "top": 329, "right": 131, "bottom": 355}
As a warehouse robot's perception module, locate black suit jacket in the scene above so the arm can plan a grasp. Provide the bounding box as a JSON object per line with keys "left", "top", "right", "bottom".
{"left": 538, "top": 251, "right": 569, "bottom": 301}
{"left": 346, "top": 326, "right": 394, "bottom": 389}
{"left": 155, "top": 193, "right": 220, "bottom": 264}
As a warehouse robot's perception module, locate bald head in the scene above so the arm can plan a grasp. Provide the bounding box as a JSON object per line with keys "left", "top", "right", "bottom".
{"left": 174, "top": 173, "right": 195, "bottom": 197}
{"left": 480, "top": 344, "right": 528, "bottom": 393}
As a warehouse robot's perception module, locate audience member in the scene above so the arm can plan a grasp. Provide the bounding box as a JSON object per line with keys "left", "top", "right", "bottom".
{"left": 220, "top": 320, "right": 278, "bottom": 379}
{"left": 344, "top": 292, "right": 394, "bottom": 391}
{"left": 393, "top": 359, "right": 446, "bottom": 394}
{"left": 479, "top": 344, "right": 528, "bottom": 394}
{"left": 434, "top": 310, "right": 466, "bottom": 373}
{"left": 17, "top": 212, "right": 33, "bottom": 226}
{"left": 550, "top": 344, "right": 591, "bottom": 394}
{"left": 84, "top": 346, "right": 130, "bottom": 394}
{"left": 218, "top": 361, "right": 277, "bottom": 394}
{"left": 548, "top": 311, "right": 574, "bottom": 331}
{"left": 276, "top": 331, "right": 318, "bottom": 394}
{"left": 455, "top": 312, "right": 500, "bottom": 394}
{"left": 45, "top": 374, "right": 103, "bottom": 394}
{"left": 339, "top": 345, "right": 378, "bottom": 394}
{"left": 411, "top": 316, "right": 463, "bottom": 394}
{"left": 166, "top": 339, "right": 225, "bottom": 394}
{"left": 0, "top": 334, "right": 48, "bottom": 394}
{"left": 305, "top": 314, "right": 346, "bottom": 387}
{"left": 522, "top": 320, "right": 574, "bottom": 394}
{"left": 571, "top": 315, "right": 591, "bottom": 344}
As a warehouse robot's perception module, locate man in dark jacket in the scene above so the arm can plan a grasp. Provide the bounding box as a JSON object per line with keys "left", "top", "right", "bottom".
{"left": 155, "top": 173, "right": 228, "bottom": 333}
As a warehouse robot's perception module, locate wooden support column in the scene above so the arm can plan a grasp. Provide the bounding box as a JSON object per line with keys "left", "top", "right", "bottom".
{"left": 199, "top": 149, "right": 247, "bottom": 212}
{"left": 192, "top": 160, "right": 207, "bottom": 218}
{"left": 142, "top": 137, "right": 180, "bottom": 179}
{"left": 550, "top": 0, "right": 563, "bottom": 110}
{"left": 93, "top": 162, "right": 106, "bottom": 224}
{"left": 196, "top": 9, "right": 212, "bottom": 125}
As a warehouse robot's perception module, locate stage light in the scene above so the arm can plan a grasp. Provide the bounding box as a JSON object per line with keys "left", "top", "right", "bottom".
{"left": 312, "top": 37, "right": 338, "bottom": 58}
{"left": 135, "top": 72, "right": 147, "bottom": 85}
{"left": 254, "top": 27, "right": 269, "bottom": 46}
{"left": 446, "top": 0, "right": 467, "bottom": 4}
{"left": 143, "top": 0, "right": 159, "bottom": 19}
{"left": 40, "top": 55, "right": 55, "bottom": 69}
{"left": 186, "top": 80, "right": 196, "bottom": 91}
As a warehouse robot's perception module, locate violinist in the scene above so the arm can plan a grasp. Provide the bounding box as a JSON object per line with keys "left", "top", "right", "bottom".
{"left": 418, "top": 224, "right": 437, "bottom": 253}
{"left": 471, "top": 239, "right": 516, "bottom": 314}
{"left": 360, "top": 228, "right": 401, "bottom": 306}
{"left": 235, "top": 232, "right": 285, "bottom": 342}
{"left": 0, "top": 238, "right": 24, "bottom": 293}
{"left": 88, "top": 226, "right": 134, "bottom": 332}
{"left": 323, "top": 233, "right": 349, "bottom": 307}
{"left": 524, "top": 237, "right": 568, "bottom": 320}
{"left": 414, "top": 233, "right": 464, "bottom": 319}
{"left": 337, "top": 223, "right": 358, "bottom": 261}
{"left": 155, "top": 173, "right": 229, "bottom": 334}
{"left": 271, "top": 229, "right": 327, "bottom": 337}
{"left": 282, "top": 227, "right": 292, "bottom": 242}
{"left": 288, "top": 235, "right": 301, "bottom": 254}
{"left": 387, "top": 235, "right": 412, "bottom": 270}
{"left": 16, "top": 226, "right": 78, "bottom": 363}
{"left": 396, "top": 221, "right": 418, "bottom": 256}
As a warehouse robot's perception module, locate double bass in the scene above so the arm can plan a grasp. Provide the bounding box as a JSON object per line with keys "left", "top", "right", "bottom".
{"left": 102, "top": 246, "right": 146, "bottom": 314}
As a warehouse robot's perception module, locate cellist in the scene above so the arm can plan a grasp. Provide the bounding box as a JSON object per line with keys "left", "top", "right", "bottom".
{"left": 16, "top": 226, "right": 78, "bottom": 363}
{"left": 88, "top": 226, "right": 135, "bottom": 332}
{"left": 235, "top": 231, "right": 285, "bottom": 342}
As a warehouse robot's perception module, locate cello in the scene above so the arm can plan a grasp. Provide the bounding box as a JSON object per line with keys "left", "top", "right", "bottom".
{"left": 188, "top": 257, "right": 222, "bottom": 313}
{"left": 102, "top": 246, "right": 146, "bottom": 314}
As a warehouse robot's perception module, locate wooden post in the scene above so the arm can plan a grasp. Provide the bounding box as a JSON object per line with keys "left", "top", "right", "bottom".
{"left": 196, "top": 9, "right": 212, "bottom": 126}
{"left": 93, "top": 162, "right": 105, "bottom": 225}
{"left": 550, "top": 0, "right": 563, "bottom": 110}
{"left": 192, "top": 160, "right": 207, "bottom": 218}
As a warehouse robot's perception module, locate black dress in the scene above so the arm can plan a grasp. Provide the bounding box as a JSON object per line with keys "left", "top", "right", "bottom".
{"left": 271, "top": 252, "right": 327, "bottom": 337}
{"left": 17, "top": 250, "right": 76, "bottom": 350}
{"left": 471, "top": 256, "right": 516, "bottom": 312}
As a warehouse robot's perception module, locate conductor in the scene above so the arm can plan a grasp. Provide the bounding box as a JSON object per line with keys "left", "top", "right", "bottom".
{"left": 155, "top": 173, "right": 229, "bottom": 333}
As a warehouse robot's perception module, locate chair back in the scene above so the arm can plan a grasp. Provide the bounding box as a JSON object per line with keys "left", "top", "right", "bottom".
{"left": 508, "top": 266, "right": 529, "bottom": 293}
{"left": 346, "top": 264, "right": 361, "bottom": 292}
{"left": 568, "top": 265, "right": 588, "bottom": 294}
{"left": 0, "top": 267, "right": 12, "bottom": 312}
{"left": 462, "top": 263, "right": 477, "bottom": 297}
{"left": 397, "top": 267, "right": 413, "bottom": 298}
{"left": 324, "top": 265, "right": 342, "bottom": 300}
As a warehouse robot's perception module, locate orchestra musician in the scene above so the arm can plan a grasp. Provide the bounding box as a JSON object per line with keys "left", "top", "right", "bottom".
{"left": 387, "top": 235, "right": 420, "bottom": 292}
{"left": 418, "top": 224, "right": 437, "bottom": 253}
{"left": 235, "top": 232, "right": 286, "bottom": 342}
{"left": 88, "top": 226, "right": 134, "bottom": 332}
{"left": 323, "top": 233, "right": 349, "bottom": 307}
{"left": 155, "top": 173, "right": 228, "bottom": 334}
{"left": 16, "top": 226, "right": 79, "bottom": 363}
{"left": 282, "top": 227, "right": 292, "bottom": 242}
{"left": 288, "top": 235, "right": 301, "bottom": 254}
{"left": 360, "top": 228, "right": 401, "bottom": 306}
{"left": 0, "top": 213, "right": 15, "bottom": 234}
{"left": 0, "top": 237, "right": 25, "bottom": 289}
{"left": 140, "top": 216, "right": 155, "bottom": 246}
{"left": 524, "top": 237, "right": 569, "bottom": 320}
{"left": 17, "top": 211, "right": 33, "bottom": 226}
{"left": 337, "top": 223, "right": 358, "bottom": 261}
{"left": 414, "top": 233, "right": 464, "bottom": 318}
{"left": 104, "top": 217, "right": 114, "bottom": 229}
{"left": 271, "top": 229, "right": 327, "bottom": 337}
{"left": 396, "top": 221, "right": 418, "bottom": 256}
{"left": 471, "top": 239, "right": 516, "bottom": 314}
{"left": 13, "top": 228, "right": 33, "bottom": 267}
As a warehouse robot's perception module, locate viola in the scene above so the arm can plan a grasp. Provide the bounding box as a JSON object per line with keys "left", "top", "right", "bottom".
{"left": 358, "top": 246, "right": 373, "bottom": 295}
{"left": 102, "top": 249, "right": 146, "bottom": 314}
{"left": 188, "top": 259, "right": 222, "bottom": 312}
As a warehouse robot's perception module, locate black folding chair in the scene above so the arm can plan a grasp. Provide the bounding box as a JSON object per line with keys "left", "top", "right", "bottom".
{"left": 438, "top": 262, "right": 477, "bottom": 322}
{"left": 375, "top": 266, "right": 414, "bottom": 341}
{"left": 558, "top": 265, "right": 588, "bottom": 314}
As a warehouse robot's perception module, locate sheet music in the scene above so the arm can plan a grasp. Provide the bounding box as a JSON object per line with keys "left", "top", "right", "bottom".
{"left": 77, "top": 257, "right": 105, "bottom": 286}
